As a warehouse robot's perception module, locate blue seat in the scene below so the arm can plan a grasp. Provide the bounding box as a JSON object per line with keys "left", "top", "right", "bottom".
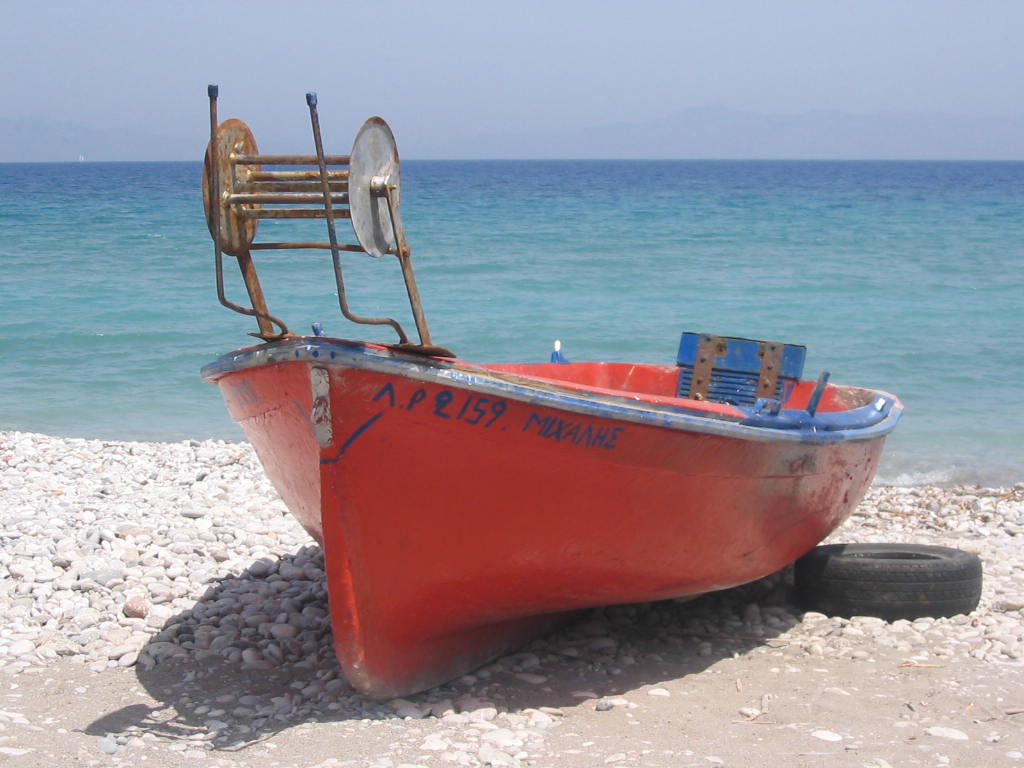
{"left": 676, "top": 332, "right": 806, "bottom": 406}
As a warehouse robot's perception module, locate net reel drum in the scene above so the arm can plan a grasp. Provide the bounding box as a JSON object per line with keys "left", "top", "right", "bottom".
{"left": 203, "top": 85, "right": 449, "bottom": 356}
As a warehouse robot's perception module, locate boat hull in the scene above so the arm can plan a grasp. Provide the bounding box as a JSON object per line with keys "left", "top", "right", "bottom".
{"left": 204, "top": 339, "right": 897, "bottom": 698}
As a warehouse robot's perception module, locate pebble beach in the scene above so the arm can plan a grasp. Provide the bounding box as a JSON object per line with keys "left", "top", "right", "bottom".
{"left": 1, "top": 429, "right": 1023, "bottom": 767}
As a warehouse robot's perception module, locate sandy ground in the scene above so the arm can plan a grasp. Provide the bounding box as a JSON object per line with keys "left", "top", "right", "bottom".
{"left": 3, "top": 589, "right": 1023, "bottom": 768}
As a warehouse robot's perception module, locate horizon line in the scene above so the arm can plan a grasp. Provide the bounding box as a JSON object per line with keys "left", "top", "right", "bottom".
{"left": 3, "top": 156, "right": 1024, "bottom": 165}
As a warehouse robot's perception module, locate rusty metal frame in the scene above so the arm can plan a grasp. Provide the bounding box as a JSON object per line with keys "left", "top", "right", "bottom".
{"left": 206, "top": 86, "right": 291, "bottom": 340}
{"left": 203, "top": 86, "right": 450, "bottom": 354}
{"left": 305, "top": 92, "right": 411, "bottom": 345}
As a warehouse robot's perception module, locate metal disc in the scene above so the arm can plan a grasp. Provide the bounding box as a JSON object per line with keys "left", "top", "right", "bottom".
{"left": 202, "top": 119, "right": 260, "bottom": 257}
{"left": 349, "top": 117, "right": 400, "bottom": 258}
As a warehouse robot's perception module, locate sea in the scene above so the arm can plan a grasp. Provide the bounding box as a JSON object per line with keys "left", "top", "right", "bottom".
{"left": 1, "top": 160, "right": 1021, "bottom": 486}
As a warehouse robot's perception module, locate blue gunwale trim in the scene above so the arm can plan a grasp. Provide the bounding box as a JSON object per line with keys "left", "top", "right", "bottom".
{"left": 201, "top": 338, "right": 902, "bottom": 446}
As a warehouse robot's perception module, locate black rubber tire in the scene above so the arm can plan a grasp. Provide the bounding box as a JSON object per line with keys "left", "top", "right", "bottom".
{"left": 794, "top": 543, "right": 983, "bottom": 621}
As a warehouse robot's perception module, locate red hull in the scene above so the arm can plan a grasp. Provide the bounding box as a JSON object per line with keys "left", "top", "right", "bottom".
{"left": 205, "top": 339, "right": 898, "bottom": 698}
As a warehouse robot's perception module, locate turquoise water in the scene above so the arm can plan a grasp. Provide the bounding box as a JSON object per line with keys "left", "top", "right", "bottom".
{"left": 1, "top": 160, "right": 1021, "bottom": 485}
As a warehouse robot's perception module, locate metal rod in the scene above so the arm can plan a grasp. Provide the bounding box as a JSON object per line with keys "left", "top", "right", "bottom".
{"left": 383, "top": 183, "right": 433, "bottom": 347}
{"left": 207, "top": 85, "right": 290, "bottom": 340}
{"left": 806, "top": 371, "right": 831, "bottom": 416}
{"left": 236, "top": 250, "right": 277, "bottom": 338}
{"left": 206, "top": 85, "right": 221, "bottom": 252}
{"left": 240, "top": 208, "right": 352, "bottom": 220}
{"left": 231, "top": 153, "right": 349, "bottom": 165}
{"left": 235, "top": 180, "right": 348, "bottom": 193}
{"left": 248, "top": 169, "right": 349, "bottom": 182}
{"left": 226, "top": 192, "right": 349, "bottom": 205}
{"left": 306, "top": 92, "right": 409, "bottom": 344}
{"left": 251, "top": 241, "right": 367, "bottom": 251}
{"left": 208, "top": 85, "right": 225, "bottom": 309}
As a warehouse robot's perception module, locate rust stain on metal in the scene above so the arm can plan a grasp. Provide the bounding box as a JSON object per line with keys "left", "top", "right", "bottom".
{"left": 688, "top": 334, "right": 727, "bottom": 400}
{"left": 202, "top": 119, "right": 261, "bottom": 258}
{"left": 202, "top": 86, "right": 451, "bottom": 356}
{"left": 756, "top": 341, "right": 782, "bottom": 398}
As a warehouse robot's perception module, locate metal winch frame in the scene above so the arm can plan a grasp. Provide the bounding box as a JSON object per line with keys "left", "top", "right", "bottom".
{"left": 203, "top": 85, "right": 450, "bottom": 356}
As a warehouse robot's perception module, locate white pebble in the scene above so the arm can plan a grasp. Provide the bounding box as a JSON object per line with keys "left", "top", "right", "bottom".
{"left": 926, "top": 726, "right": 969, "bottom": 741}
{"left": 811, "top": 730, "right": 844, "bottom": 742}
{"left": 420, "top": 735, "right": 448, "bottom": 751}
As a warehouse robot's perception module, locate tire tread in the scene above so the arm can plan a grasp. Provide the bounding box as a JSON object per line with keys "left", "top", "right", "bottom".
{"left": 794, "top": 543, "right": 983, "bottom": 620}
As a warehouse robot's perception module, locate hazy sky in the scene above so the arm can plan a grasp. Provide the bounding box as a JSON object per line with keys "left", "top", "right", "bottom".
{"left": 2, "top": 1, "right": 1022, "bottom": 159}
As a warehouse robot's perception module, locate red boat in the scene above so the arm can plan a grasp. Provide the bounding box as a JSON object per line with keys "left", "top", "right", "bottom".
{"left": 200, "top": 88, "right": 902, "bottom": 698}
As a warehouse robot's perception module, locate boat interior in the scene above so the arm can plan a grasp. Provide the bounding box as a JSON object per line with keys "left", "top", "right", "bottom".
{"left": 482, "top": 331, "right": 894, "bottom": 432}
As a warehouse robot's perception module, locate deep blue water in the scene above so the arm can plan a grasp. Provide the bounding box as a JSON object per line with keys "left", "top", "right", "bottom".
{"left": 1, "top": 159, "right": 1021, "bottom": 485}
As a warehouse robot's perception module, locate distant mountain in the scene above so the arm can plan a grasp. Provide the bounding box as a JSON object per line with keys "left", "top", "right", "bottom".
{"left": 416, "top": 107, "right": 1024, "bottom": 160}
{"left": 0, "top": 117, "right": 197, "bottom": 162}
{"left": 3, "top": 108, "right": 1023, "bottom": 161}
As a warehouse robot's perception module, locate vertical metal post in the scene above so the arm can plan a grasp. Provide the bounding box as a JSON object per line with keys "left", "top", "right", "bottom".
{"left": 208, "top": 85, "right": 227, "bottom": 310}
{"left": 383, "top": 184, "right": 433, "bottom": 347}
{"left": 236, "top": 251, "right": 277, "bottom": 338}
{"left": 306, "top": 92, "right": 409, "bottom": 344}
{"left": 806, "top": 371, "right": 831, "bottom": 416}
{"left": 207, "top": 85, "right": 284, "bottom": 340}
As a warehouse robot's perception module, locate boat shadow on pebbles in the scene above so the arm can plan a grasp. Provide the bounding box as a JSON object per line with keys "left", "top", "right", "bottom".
{"left": 104, "top": 548, "right": 801, "bottom": 749}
